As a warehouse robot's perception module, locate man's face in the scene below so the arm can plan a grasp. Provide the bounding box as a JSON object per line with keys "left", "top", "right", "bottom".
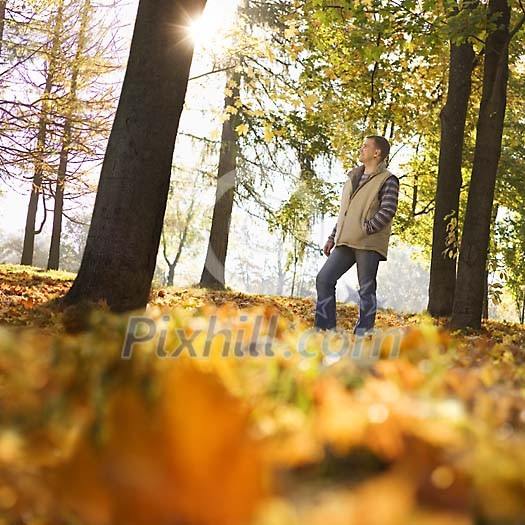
{"left": 359, "top": 138, "right": 381, "bottom": 163}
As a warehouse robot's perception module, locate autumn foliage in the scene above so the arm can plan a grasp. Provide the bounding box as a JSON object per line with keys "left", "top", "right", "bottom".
{"left": 1, "top": 264, "right": 525, "bottom": 524}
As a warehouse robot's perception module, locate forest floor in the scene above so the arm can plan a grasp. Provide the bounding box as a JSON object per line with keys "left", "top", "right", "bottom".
{"left": 1, "top": 263, "right": 525, "bottom": 525}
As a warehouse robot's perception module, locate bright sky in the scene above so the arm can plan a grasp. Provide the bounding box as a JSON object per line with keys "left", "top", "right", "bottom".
{"left": 0, "top": 0, "right": 239, "bottom": 236}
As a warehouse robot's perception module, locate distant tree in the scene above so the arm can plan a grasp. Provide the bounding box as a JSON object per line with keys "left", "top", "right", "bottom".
{"left": 20, "top": 0, "right": 65, "bottom": 266}
{"left": 47, "top": 0, "right": 91, "bottom": 270}
{"left": 199, "top": 67, "right": 241, "bottom": 289}
{"left": 162, "top": 171, "right": 207, "bottom": 286}
{"left": 0, "top": 0, "right": 120, "bottom": 267}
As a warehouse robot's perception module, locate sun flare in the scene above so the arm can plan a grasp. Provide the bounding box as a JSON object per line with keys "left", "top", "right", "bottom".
{"left": 186, "top": 2, "right": 236, "bottom": 47}
{"left": 187, "top": 16, "right": 209, "bottom": 45}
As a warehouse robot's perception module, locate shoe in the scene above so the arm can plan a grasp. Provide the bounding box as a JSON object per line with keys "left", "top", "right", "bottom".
{"left": 353, "top": 327, "right": 376, "bottom": 338}
{"left": 319, "top": 329, "right": 352, "bottom": 368}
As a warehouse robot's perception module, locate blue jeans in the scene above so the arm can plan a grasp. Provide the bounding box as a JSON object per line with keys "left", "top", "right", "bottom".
{"left": 314, "top": 245, "right": 382, "bottom": 334}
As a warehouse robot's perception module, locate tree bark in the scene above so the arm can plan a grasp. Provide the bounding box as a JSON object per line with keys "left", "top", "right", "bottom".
{"left": 428, "top": 4, "right": 475, "bottom": 318}
{"left": 0, "top": 0, "right": 6, "bottom": 57}
{"left": 450, "top": 0, "right": 510, "bottom": 330}
{"left": 199, "top": 69, "right": 241, "bottom": 289}
{"left": 48, "top": 0, "right": 90, "bottom": 271}
{"left": 47, "top": 121, "right": 69, "bottom": 270}
{"left": 21, "top": 0, "right": 65, "bottom": 266}
{"left": 63, "top": 0, "right": 206, "bottom": 311}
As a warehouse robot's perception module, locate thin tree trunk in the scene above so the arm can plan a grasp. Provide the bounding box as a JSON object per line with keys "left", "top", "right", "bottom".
{"left": 163, "top": 196, "right": 195, "bottom": 287}
{"left": 451, "top": 0, "right": 511, "bottom": 330}
{"left": 290, "top": 242, "right": 298, "bottom": 297}
{"left": 482, "top": 266, "right": 489, "bottom": 319}
{"left": 21, "top": 1, "right": 64, "bottom": 266}
{"left": 0, "top": 0, "right": 7, "bottom": 57}
{"left": 482, "top": 202, "right": 499, "bottom": 320}
{"left": 63, "top": 0, "right": 206, "bottom": 311}
{"left": 199, "top": 68, "right": 241, "bottom": 289}
{"left": 277, "top": 241, "right": 285, "bottom": 295}
{"left": 428, "top": 13, "right": 475, "bottom": 317}
{"left": 167, "top": 263, "right": 175, "bottom": 287}
{"left": 520, "top": 285, "right": 525, "bottom": 324}
{"left": 48, "top": 0, "right": 90, "bottom": 270}
{"left": 47, "top": 121, "right": 69, "bottom": 270}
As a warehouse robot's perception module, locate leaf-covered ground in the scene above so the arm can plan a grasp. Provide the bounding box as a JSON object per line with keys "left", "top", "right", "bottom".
{"left": 1, "top": 263, "right": 525, "bottom": 525}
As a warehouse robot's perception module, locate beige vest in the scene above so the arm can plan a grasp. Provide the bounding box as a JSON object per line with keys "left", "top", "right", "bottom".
{"left": 334, "top": 161, "right": 394, "bottom": 260}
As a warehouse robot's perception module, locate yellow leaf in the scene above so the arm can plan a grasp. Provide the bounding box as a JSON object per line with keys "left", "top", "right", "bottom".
{"left": 323, "top": 67, "right": 336, "bottom": 80}
{"left": 304, "top": 93, "right": 318, "bottom": 110}
{"left": 284, "top": 26, "right": 297, "bottom": 39}
{"left": 235, "top": 124, "right": 249, "bottom": 136}
{"left": 55, "top": 365, "right": 268, "bottom": 525}
{"left": 264, "top": 125, "right": 275, "bottom": 143}
{"left": 264, "top": 44, "right": 276, "bottom": 62}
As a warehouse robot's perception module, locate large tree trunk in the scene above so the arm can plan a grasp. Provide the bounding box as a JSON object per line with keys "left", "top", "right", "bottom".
{"left": 199, "top": 69, "right": 241, "bottom": 289}
{"left": 428, "top": 8, "right": 475, "bottom": 317}
{"left": 63, "top": 0, "right": 206, "bottom": 311}
{"left": 48, "top": 0, "right": 90, "bottom": 270}
{"left": 21, "top": 0, "right": 64, "bottom": 266}
{"left": 450, "top": 0, "right": 510, "bottom": 330}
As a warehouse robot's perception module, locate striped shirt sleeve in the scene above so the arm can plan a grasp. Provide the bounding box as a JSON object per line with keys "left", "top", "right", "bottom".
{"left": 328, "top": 223, "right": 337, "bottom": 242}
{"left": 365, "top": 175, "right": 399, "bottom": 234}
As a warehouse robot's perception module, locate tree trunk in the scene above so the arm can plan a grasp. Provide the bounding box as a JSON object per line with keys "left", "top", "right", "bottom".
{"left": 276, "top": 241, "right": 286, "bottom": 295}
{"left": 21, "top": 0, "right": 65, "bottom": 266}
{"left": 482, "top": 202, "right": 499, "bottom": 320}
{"left": 167, "top": 263, "right": 175, "bottom": 287}
{"left": 162, "top": 184, "right": 196, "bottom": 286}
{"left": 520, "top": 285, "right": 525, "bottom": 324}
{"left": 428, "top": 18, "right": 475, "bottom": 317}
{"left": 199, "top": 69, "right": 241, "bottom": 289}
{"left": 63, "top": 0, "right": 206, "bottom": 311}
{"left": 411, "top": 171, "right": 418, "bottom": 217}
{"left": 0, "top": 0, "right": 6, "bottom": 57}
{"left": 482, "top": 265, "right": 489, "bottom": 319}
{"left": 47, "top": 120, "right": 69, "bottom": 270}
{"left": 290, "top": 242, "right": 298, "bottom": 297}
{"left": 48, "top": 0, "right": 90, "bottom": 271}
{"left": 451, "top": 0, "right": 510, "bottom": 330}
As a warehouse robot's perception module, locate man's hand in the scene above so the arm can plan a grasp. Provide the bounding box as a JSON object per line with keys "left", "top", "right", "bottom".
{"left": 323, "top": 240, "right": 335, "bottom": 257}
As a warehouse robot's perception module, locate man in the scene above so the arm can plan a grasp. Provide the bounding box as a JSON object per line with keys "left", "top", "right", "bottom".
{"left": 314, "top": 136, "right": 399, "bottom": 336}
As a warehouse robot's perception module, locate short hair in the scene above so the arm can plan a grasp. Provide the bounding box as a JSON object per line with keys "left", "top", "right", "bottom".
{"left": 367, "top": 135, "right": 390, "bottom": 162}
